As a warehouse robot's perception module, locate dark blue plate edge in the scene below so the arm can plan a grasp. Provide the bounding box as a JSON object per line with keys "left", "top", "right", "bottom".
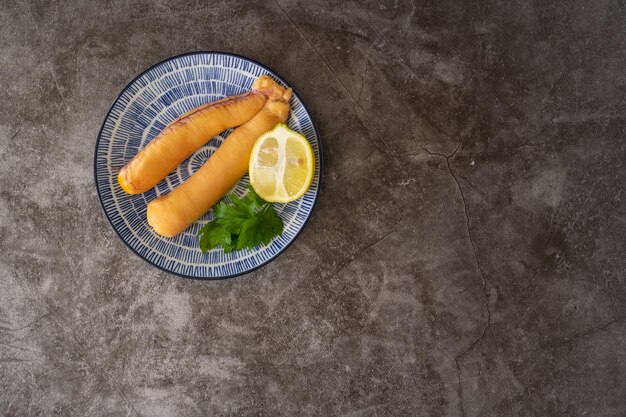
{"left": 93, "top": 51, "right": 324, "bottom": 281}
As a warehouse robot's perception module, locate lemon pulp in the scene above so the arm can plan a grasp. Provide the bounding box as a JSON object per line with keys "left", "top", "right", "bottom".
{"left": 249, "top": 124, "right": 314, "bottom": 203}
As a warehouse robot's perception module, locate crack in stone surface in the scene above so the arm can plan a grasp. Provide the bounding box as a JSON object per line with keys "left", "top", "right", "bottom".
{"left": 0, "top": 314, "right": 49, "bottom": 332}
{"left": 354, "top": 60, "right": 369, "bottom": 108}
{"left": 9, "top": 128, "right": 21, "bottom": 140}
{"left": 421, "top": 144, "right": 492, "bottom": 417}
{"left": 555, "top": 315, "right": 626, "bottom": 349}
{"left": 404, "top": 0, "right": 417, "bottom": 29}
{"left": 448, "top": 157, "right": 491, "bottom": 417}
{"left": 467, "top": 140, "right": 559, "bottom": 157}
{"left": 328, "top": 226, "right": 399, "bottom": 279}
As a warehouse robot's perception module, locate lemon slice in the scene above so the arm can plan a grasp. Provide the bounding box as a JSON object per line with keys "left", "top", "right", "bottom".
{"left": 249, "top": 123, "right": 314, "bottom": 203}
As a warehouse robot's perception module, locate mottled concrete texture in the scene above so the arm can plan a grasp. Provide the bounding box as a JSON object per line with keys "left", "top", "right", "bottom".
{"left": 1, "top": 0, "right": 624, "bottom": 416}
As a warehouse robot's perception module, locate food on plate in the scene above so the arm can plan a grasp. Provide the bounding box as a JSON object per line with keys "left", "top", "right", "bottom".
{"left": 249, "top": 123, "right": 314, "bottom": 203}
{"left": 117, "top": 89, "right": 267, "bottom": 194}
{"left": 147, "top": 79, "right": 292, "bottom": 237}
{"left": 197, "top": 185, "right": 284, "bottom": 253}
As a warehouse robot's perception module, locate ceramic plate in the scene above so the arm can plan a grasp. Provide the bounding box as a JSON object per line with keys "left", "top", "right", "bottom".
{"left": 94, "top": 52, "right": 322, "bottom": 279}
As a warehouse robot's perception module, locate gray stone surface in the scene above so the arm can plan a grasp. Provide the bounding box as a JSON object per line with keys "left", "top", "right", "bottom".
{"left": 1, "top": 0, "right": 624, "bottom": 415}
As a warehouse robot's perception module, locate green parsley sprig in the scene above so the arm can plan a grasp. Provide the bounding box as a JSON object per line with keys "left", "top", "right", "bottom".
{"left": 198, "top": 185, "right": 284, "bottom": 253}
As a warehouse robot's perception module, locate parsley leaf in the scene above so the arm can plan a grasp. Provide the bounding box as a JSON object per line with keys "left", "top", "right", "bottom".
{"left": 198, "top": 186, "right": 284, "bottom": 253}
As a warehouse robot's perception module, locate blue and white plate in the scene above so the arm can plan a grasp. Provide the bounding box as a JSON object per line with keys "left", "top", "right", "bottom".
{"left": 94, "top": 52, "right": 322, "bottom": 279}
